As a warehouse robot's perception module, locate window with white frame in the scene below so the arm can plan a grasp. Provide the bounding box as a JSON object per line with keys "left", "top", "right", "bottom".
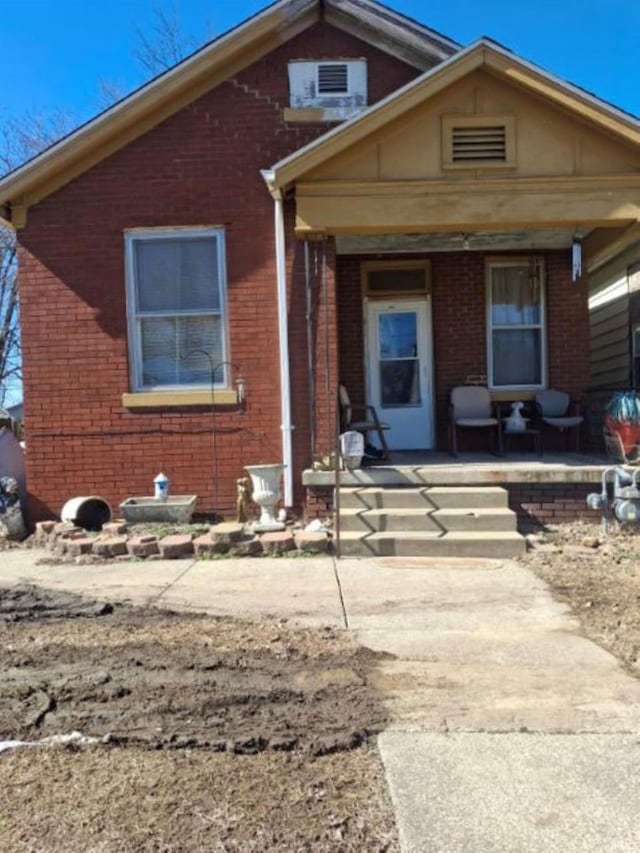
{"left": 125, "top": 227, "right": 228, "bottom": 391}
{"left": 487, "top": 259, "right": 546, "bottom": 389}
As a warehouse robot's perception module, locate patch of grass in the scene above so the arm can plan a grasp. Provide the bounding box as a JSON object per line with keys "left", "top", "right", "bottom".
{"left": 195, "top": 551, "right": 229, "bottom": 561}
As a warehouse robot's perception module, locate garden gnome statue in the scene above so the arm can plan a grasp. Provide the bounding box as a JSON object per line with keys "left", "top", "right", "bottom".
{"left": 236, "top": 477, "right": 250, "bottom": 523}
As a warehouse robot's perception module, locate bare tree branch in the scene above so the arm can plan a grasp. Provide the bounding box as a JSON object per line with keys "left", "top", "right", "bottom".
{"left": 0, "top": 228, "right": 19, "bottom": 407}
{"left": 0, "top": 3, "right": 210, "bottom": 405}
{"left": 134, "top": 3, "right": 199, "bottom": 77}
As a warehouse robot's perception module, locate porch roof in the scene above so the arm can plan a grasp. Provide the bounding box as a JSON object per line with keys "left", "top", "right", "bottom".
{"left": 265, "top": 39, "right": 640, "bottom": 193}
{"left": 263, "top": 40, "right": 640, "bottom": 258}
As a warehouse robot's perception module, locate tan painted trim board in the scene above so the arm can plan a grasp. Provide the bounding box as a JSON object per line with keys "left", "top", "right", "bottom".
{"left": 122, "top": 390, "right": 238, "bottom": 408}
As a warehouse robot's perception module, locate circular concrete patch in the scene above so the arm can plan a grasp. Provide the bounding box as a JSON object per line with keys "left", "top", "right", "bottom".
{"left": 372, "top": 557, "right": 503, "bottom": 570}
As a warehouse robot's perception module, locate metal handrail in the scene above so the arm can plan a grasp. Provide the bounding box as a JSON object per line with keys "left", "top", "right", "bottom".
{"left": 333, "top": 388, "right": 341, "bottom": 559}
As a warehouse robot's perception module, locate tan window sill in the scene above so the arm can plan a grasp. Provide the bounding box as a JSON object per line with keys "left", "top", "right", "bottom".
{"left": 122, "top": 390, "right": 237, "bottom": 408}
{"left": 283, "top": 106, "right": 364, "bottom": 123}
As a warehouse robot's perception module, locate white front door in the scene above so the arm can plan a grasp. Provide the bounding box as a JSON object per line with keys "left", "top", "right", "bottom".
{"left": 366, "top": 299, "right": 434, "bottom": 450}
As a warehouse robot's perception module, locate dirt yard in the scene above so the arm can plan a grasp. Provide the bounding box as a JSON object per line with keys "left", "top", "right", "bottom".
{"left": 4, "top": 520, "right": 640, "bottom": 850}
{"left": 0, "top": 587, "right": 398, "bottom": 851}
{"left": 524, "top": 520, "right": 640, "bottom": 673}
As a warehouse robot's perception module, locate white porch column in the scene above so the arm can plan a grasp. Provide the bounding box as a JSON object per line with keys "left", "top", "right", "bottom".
{"left": 271, "top": 183, "right": 294, "bottom": 508}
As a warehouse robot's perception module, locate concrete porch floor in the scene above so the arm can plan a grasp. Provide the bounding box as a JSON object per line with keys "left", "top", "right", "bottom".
{"left": 303, "top": 451, "right": 610, "bottom": 487}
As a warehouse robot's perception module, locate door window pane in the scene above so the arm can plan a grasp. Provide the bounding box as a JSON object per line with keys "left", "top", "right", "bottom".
{"left": 380, "top": 360, "right": 421, "bottom": 406}
{"left": 378, "top": 311, "right": 421, "bottom": 406}
{"left": 379, "top": 312, "right": 417, "bottom": 359}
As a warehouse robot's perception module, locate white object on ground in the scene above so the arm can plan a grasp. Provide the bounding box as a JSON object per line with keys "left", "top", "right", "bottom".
{"left": 305, "top": 518, "right": 329, "bottom": 533}
{"left": 0, "top": 731, "right": 105, "bottom": 754}
{"left": 245, "top": 463, "right": 285, "bottom": 532}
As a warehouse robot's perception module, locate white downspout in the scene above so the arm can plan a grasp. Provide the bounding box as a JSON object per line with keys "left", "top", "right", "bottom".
{"left": 272, "top": 186, "right": 294, "bottom": 507}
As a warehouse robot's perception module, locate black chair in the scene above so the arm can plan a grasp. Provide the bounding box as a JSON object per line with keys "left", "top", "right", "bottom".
{"left": 338, "top": 384, "right": 390, "bottom": 461}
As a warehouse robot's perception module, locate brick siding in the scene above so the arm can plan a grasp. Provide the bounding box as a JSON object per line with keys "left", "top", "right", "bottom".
{"left": 17, "top": 23, "right": 421, "bottom": 522}
{"left": 508, "top": 483, "right": 599, "bottom": 528}
{"left": 15, "top": 18, "right": 594, "bottom": 524}
{"left": 337, "top": 250, "right": 590, "bottom": 450}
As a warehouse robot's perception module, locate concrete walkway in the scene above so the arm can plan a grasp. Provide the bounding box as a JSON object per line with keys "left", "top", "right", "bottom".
{"left": 1, "top": 549, "right": 640, "bottom": 851}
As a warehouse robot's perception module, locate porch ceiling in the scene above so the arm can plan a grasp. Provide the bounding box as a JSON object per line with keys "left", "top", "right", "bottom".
{"left": 335, "top": 228, "right": 580, "bottom": 255}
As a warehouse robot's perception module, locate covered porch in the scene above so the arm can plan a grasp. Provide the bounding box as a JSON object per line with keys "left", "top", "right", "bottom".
{"left": 262, "top": 39, "right": 639, "bottom": 511}
{"left": 303, "top": 450, "right": 607, "bottom": 530}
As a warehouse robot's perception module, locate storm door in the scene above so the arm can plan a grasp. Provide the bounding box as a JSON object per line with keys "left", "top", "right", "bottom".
{"left": 366, "top": 299, "right": 433, "bottom": 449}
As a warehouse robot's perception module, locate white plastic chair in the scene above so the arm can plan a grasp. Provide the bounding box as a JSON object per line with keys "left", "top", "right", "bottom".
{"left": 535, "top": 389, "right": 583, "bottom": 452}
{"left": 449, "top": 386, "right": 502, "bottom": 456}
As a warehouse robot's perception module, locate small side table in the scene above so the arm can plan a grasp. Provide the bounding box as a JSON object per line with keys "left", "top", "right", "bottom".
{"left": 503, "top": 427, "right": 542, "bottom": 456}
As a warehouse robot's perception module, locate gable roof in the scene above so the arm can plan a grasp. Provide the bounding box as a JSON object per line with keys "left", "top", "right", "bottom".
{"left": 0, "top": 0, "right": 459, "bottom": 224}
{"left": 263, "top": 38, "right": 640, "bottom": 192}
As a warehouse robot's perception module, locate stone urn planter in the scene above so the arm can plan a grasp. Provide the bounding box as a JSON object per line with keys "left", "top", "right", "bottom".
{"left": 244, "top": 463, "right": 285, "bottom": 532}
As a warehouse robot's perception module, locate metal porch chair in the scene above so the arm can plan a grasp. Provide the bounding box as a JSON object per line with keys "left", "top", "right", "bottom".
{"left": 338, "top": 384, "right": 390, "bottom": 461}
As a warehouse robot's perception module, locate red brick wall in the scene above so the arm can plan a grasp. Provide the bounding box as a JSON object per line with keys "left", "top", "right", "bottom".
{"left": 17, "top": 23, "right": 421, "bottom": 522}
{"left": 336, "top": 250, "right": 590, "bottom": 449}
{"left": 305, "top": 483, "right": 600, "bottom": 528}
{"left": 508, "top": 484, "right": 599, "bottom": 528}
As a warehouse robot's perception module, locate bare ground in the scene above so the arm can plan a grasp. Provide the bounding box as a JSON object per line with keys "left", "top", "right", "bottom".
{"left": 0, "top": 586, "right": 398, "bottom": 851}
{"left": 523, "top": 520, "right": 640, "bottom": 674}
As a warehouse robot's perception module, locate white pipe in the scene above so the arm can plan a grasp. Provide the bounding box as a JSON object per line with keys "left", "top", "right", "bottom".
{"left": 273, "top": 189, "right": 294, "bottom": 507}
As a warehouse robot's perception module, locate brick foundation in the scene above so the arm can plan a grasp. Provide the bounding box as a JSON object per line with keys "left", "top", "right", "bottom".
{"left": 507, "top": 483, "right": 600, "bottom": 528}
{"left": 304, "top": 482, "right": 601, "bottom": 529}
{"left": 304, "top": 486, "right": 334, "bottom": 521}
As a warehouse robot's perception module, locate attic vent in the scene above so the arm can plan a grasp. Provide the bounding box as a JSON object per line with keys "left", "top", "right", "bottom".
{"left": 317, "top": 63, "right": 349, "bottom": 94}
{"left": 442, "top": 115, "right": 516, "bottom": 169}
{"left": 287, "top": 59, "right": 367, "bottom": 116}
{"left": 452, "top": 125, "right": 506, "bottom": 162}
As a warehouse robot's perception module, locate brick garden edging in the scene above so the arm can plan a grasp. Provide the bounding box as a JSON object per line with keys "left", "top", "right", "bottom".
{"left": 32, "top": 520, "right": 329, "bottom": 562}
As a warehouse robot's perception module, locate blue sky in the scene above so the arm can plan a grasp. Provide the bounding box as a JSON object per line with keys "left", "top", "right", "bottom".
{"left": 2, "top": 0, "right": 639, "bottom": 127}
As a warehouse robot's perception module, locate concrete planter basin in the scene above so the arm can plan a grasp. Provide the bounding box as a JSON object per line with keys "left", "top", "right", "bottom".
{"left": 119, "top": 495, "right": 197, "bottom": 524}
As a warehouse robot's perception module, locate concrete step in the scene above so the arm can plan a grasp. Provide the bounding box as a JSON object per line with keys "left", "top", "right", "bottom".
{"left": 339, "top": 506, "right": 517, "bottom": 533}
{"left": 337, "top": 530, "right": 525, "bottom": 559}
{"left": 423, "top": 487, "right": 509, "bottom": 509}
{"left": 431, "top": 507, "right": 518, "bottom": 532}
{"left": 339, "top": 507, "right": 441, "bottom": 533}
{"left": 339, "top": 485, "right": 508, "bottom": 510}
{"left": 339, "top": 487, "right": 432, "bottom": 510}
